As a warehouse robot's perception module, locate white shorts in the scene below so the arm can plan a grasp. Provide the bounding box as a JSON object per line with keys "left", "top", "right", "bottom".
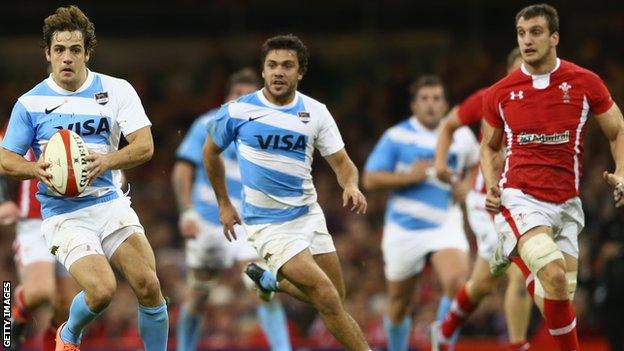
{"left": 465, "top": 191, "right": 498, "bottom": 260}
{"left": 382, "top": 206, "right": 469, "bottom": 282}
{"left": 243, "top": 203, "right": 335, "bottom": 275}
{"left": 13, "top": 218, "right": 54, "bottom": 267}
{"left": 494, "top": 188, "right": 584, "bottom": 258}
{"left": 185, "top": 219, "right": 258, "bottom": 269}
{"left": 42, "top": 197, "right": 144, "bottom": 270}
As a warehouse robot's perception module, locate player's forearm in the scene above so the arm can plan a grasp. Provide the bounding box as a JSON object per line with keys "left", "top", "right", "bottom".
{"left": 334, "top": 157, "right": 360, "bottom": 190}
{"left": 479, "top": 143, "right": 503, "bottom": 189}
{"left": 106, "top": 136, "right": 153, "bottom": 170}
{"left": 434, "top": 117, "right": 459, "bottom": 172}
{"left": 172, "top": 162, "right": 194, "bottom": 211}
{"left": 363, "top": 171, "right": 420, "bottom": 191}
{"left": 609, "top": 128, "right": 624, "bottom": 177}
{"left": 203, "top": 145, "right": 231, "bottom": 207}
{"left": 0, "top": 150, "right": 35, "bottom": 180}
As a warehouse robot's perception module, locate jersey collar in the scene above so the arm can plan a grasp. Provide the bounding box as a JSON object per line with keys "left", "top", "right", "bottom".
{"left": 257, "top": 89, "right": 300, "bottom": 109}
{"left": 520, "top": 57, "right": 561, "bottom": 76}
{"left": 45, "top": 68, "right": 94, "bottom": 95}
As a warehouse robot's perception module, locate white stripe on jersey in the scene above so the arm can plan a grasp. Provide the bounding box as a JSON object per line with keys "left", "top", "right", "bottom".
{"left": 243, "top": 185, "right": 314, "bottom": 209}
{"left": 237, "top": 143, "right": 312, "bottom": 180}
{"left": 573, "top": 97, "right": 589, "bottom": 191}
{"left": 499, "top": 103, "right": 513, "bottom": 188}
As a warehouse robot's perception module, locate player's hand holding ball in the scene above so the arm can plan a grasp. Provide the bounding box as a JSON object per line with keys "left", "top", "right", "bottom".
{"left": 85, "top": 151, "right": 112, "bottom": 185}
{"left": 603, "top": 171, "right": 624, "bottom": 208}
{"left": 343, "top": 184, "right": 367, "bottom": 214}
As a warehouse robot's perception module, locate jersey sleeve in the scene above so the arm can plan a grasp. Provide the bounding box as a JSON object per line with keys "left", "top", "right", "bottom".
{"left": 176, "top": 118, "right": 207, "bottom": 166}
{"left": 584, "top": 72, "right": 614, "bottom": 115}
{"left": 207, "top": 104, "right": 238, "bottom": 150}
{"left": 457, "top": 89, "right": 485, "bottom": 125}
{"left": 364, "top": 132, "right": 399, "bottom": 172}
{"left": 116, "top": 79, "right": 152, "bottom": 136}
{"left": 314, "top": 105, "right": 345, "bottom": 157}
{"left": 2, "top": 101, "right": 34, "bottom": 156}
{"left": 482, "top": 87, "right": 504, "bottom": 128}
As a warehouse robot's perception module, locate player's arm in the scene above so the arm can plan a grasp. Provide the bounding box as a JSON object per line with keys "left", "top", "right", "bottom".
{"left": 434, "top": 106, "right": 462, "bottom": 182}
{"left": 203, "top": 137, "right": 240, "bottom": 240}
{"left": 324, "top": 148, "right": 367, "bottom": 214}
{"left": 595, "top": 103, "right": 624, "bottom": 206}
{"left": 85, "top": 126, "right": 153, "bottom": 181}
{"left": 0, "top": 149, "right": 52, "bottom": 185}
{"left": 362, "top": 166, "right": 429, "bottom": 191}
{"left": 479, "top": 121, "right": 505, "bottom": 213}
{"left": 172, "top": 160, "right": 202, "bottom": 238}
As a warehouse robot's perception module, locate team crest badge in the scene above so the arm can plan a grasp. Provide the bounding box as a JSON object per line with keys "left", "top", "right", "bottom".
{"left": 558, "top": 82, "right": 571, "bottom": 103}
{"left": 94, "top": 91, "right": 109, "bottom": 105}
{"left": 298, "top": 111, "right": 311, "bottom": 124}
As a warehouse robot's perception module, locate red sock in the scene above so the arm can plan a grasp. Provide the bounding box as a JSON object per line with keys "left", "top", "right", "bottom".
{"left": 12, "top": 285, "right": 31, "bottom": 323}
{"left": 543, "top": 298, "right": 580, "bottom": 351}
{"left": 440, "top": 284, "right": 478, "bottom": 338}
{"left": 509, "top": 341, "right": 530, "bottom": 350}
{"left": 42, "top": 326, "right": 57, "bottom": 351}
{"left": 511, "top": 257, "right": 535, "bottom": 298}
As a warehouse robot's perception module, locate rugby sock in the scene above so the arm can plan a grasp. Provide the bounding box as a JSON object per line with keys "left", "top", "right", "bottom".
{"left": 42, "top": 326, "right": 56, "bottom": 351}
{"left": 60, "top": 291, "right": 100, "bottom": 344}
{"left": 12, "top": 285, "right": 30, "bottom": 323}
{"left": 543, "top": 298, "right": 579, "bottom": 351}
{"left": 436, "top": 295, "right": 452, "bottom": 322}
{"left": 138, "top": 302, "right": 169, "bottom": 351}
{"left": 508, "top": 341, "right": 530, "bottom": 350}
{"left": 441, "top": 286, "right": 478, "bottom": 339}
{"left": 260, "top": 271, "right": 279, "bottom": 292}
{"left": 383, "top": 315, "right": 411, "bottom": 351}
{"left": 511, "top": 257, "right": 535, "bottom": 298}
{"left": 257, "top": 301, "right": 292, "bottom": 351}
{"left": 176, "top": 306, "right": 203, "bottom": 351}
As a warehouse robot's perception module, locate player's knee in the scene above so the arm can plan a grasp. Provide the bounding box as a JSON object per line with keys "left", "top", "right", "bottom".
{"left": 538, "top": 262, "right": 568, "bottom": 298}
{"left": 88, "top": 282, "right": 116, "bottom": 311}
{"left": 309, "top": 282, "right": 342, "bottom": 314}
{"left": 133, "top": 270, "right": 162, "bottom": 303}
{"left": 470, "top": 276, "right": 497, "bottom": 296}
{"left": 25, "top": 286, "right": 55, "bottom": 309}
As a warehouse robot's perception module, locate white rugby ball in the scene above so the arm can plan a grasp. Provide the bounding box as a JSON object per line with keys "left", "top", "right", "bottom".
{"left": 43, "top": 129, "right": 90, "bottom": 197}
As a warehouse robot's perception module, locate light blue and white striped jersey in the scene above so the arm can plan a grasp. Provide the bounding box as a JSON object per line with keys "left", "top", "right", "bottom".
{"left": 176, "top": 109, "right": 242, "bottom": 225}
{"left": 365, "top": 117, "right": 478, "bottom": 231}
{"left": 208, "top": 90, "right": 344, "bottom": 225}
{"left": 2, "top": 70, "right": 151, "bottom": 219}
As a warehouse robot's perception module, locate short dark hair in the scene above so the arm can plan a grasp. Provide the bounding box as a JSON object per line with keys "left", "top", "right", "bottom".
{"left": 409, "top": 75, "right": 446, "bottom": 100}
{"left": 42, "top": 5, "right": 97, "bottom": 53}
{"left": 515, "top": 3, "right": 559, "bottom": 34}
{"left": 260, "top": 34, "right": 309, "bottom": 75}
{"left": 225, "top": 68, "right": 261, "bottom": 95}
{"left": 506, "top": 47, "right": 522, "bottom": 69}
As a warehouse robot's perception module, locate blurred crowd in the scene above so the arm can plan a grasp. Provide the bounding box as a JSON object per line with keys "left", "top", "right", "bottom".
{"left": 1, "top": 30, "right": 623, "bottom": 349}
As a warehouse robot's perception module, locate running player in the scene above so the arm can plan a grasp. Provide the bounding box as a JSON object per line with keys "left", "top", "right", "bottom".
{"left": 6, "top": 149, "right": 79, "bottom": 351}
{"left": 472, "top": 4, "right": 623, "bottom": 351}
{"left": 363, "top": 75, "right": 478, "bottom": 351}
{"left": 204, "top": 34, "right": 371, "bottom": 351}
{"left": 0, "top": 6, "right": 168, "bottom": 350}
{"left": 431, "top": 49, "right": 534, "bottom": 351}
{"left": 173, "top": 68, "right": 291, "bottom": 351}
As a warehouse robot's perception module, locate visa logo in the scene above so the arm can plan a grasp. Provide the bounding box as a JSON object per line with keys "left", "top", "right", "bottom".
{"left": 54, "top": 118, "right": 111, "bottom": 136}
{"left": 254, "top": 134, "right": 306, "bottom": 151}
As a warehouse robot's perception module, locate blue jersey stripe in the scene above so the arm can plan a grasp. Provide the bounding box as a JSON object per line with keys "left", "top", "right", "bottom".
{"left": 37, "top": 191, "right": 118, "bottom": 218}
{"left": 394, "top": 183, "right": 451, "bottom": 210}
{"left": 238, "top": 155, "right": 304, "bottom": 197}
{"left": 242, "top": 202, "right": 309, "bottom": 225}
{"left": 386, "top": 210, "right": 439, "bottom": 231}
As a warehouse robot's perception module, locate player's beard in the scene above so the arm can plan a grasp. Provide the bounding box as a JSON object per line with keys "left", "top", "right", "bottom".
{"left": 524, "top": 45, "right": 551, "bottom": 68}
{"left": 265, "top": 81, "right": 296, "bottom": 103}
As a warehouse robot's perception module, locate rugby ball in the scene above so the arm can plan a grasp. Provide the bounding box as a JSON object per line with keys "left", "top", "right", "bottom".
{"left": 43, "top": 129, "right": 90, "bottom": 197}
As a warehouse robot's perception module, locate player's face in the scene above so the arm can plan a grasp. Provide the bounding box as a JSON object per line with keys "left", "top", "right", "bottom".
{"left": 227, "top": 83, "right": 258, "bottom": 101}
{"left": 262, "top": 49, "right": 301, "bottom": 103}
{"left": 516, "top": 16, "right": 559, "bottom": 66}
{"left": 410, "top": 85, "right": 447, "bottom": 129}
{"left": 45, "top": 30, "right": 89, "bottom": 91}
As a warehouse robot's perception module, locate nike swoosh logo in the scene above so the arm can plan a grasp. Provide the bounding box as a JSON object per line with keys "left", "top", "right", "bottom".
{"left": 249, "top": 116, "right": 267, "bottom": 121}
{"left": 45, "top": 103, "right": 63, "bottom": 114}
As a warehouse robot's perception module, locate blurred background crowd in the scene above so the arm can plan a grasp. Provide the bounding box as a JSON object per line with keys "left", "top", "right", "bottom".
{"left": 0, "top": 1, "right": 623, "bottom": 349}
